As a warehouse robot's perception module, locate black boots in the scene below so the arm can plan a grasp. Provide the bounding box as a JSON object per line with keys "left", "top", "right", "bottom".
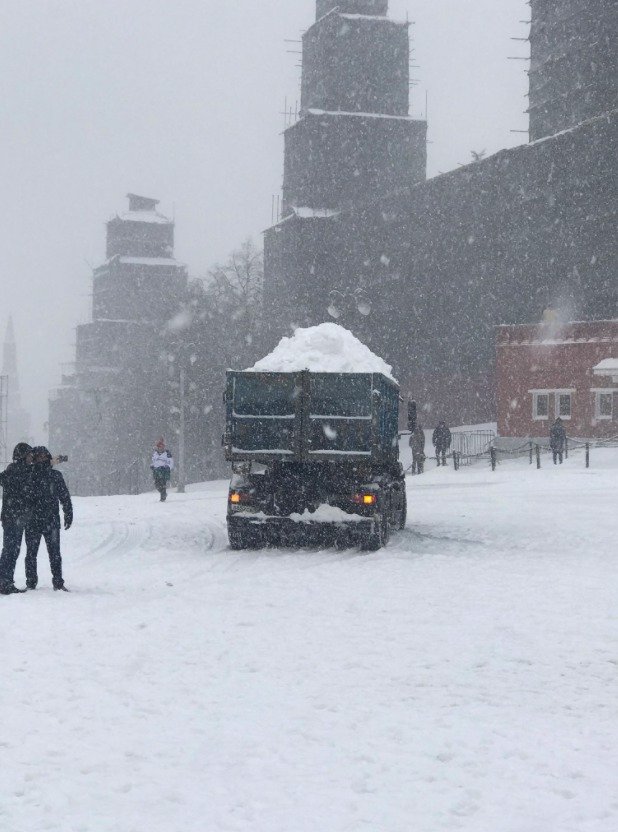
{"left": 0, "top": 584, "right": 26, "bottom": 595}
{"left": 0, "top": 582, "right": 69, "bottom": 594}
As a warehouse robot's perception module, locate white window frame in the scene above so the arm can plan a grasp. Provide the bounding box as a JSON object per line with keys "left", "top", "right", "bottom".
{"left": 530, "top": 390, "right": 550, "bottom": 421}
{"left": 592, "top": 389, "right": 616, "bottom": 421}
{"left": 554, "top": 390, "right": 574, "bottom": 421}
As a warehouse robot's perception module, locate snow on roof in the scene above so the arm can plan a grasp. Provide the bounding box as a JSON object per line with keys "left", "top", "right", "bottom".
{"left": 292, "top": 207, "right": 340, "bottom": 219}
{"left": 499, "top": 337, "right": 616, "bottom": 347}
{"left": 117, "top": 256, "right": 186, "bottom": 268}
{"left": 594, "top": 358, "right": 618, "bottom": 370}
{"left": 247, "top": 322, "right": 396, "bottom": 381}
{"left": 593, "top": 358, "right": 618, "bottom": 379}
{"left": 306, "top": 108, "right": 413, "bottom": 123}
{"left": 497, "top": 318, "right": 618, "bottom": 329}
{"left": 94, "top": 318, "right": 145, "bottom": 325}
{"left": 266, "top": 207, "right": 340, "bottom": 231}
{"left": 117, "top": 210, "right": 171, "bottom": 225}
{"left": 526, "top": 111, "right": 617, "bottom": 149}
{"left": 339, "top": 13, "right": 407, "bottom": 25}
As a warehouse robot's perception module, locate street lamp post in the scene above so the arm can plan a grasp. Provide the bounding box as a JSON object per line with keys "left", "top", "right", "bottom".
{"left": 177, "top": 366, "right": 186, "bottom": 493}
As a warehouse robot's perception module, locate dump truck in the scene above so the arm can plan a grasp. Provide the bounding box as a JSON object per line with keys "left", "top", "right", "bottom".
{"left": 223, "top": 370, "right": 406, "bottom": 550}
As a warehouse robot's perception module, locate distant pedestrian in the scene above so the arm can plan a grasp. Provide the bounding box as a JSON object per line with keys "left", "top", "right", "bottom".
{"left": 0, "top": 443, "right": 34, "bottom": 595}
{"left": 432, "top": 421, "right": 452, "bottom": 466}
{"left": 550, "top": 417, "right": 567, "bottom": 465}
{"left": 25, "top": 447, "right": 73, "bottom": 591}
{"left": 151, "top": 438, "right": 174, "bottom": 501}
{"left": 409, "top": 424, "right": 426, "bottom": 474}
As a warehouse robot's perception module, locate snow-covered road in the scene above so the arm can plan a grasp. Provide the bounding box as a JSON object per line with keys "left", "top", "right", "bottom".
{"left": 2, "top": 449, "right": 617, "bottom": 832}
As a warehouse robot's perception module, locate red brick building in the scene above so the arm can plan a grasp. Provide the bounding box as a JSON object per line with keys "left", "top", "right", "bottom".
{"left": 496, "top": 319, "right": 618, "bottom": 439}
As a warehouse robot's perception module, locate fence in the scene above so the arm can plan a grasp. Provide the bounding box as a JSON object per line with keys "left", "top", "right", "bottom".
{"left": 401, "top": 428, "right": 495, "bottom": 473}
{"left": 451, "top": 430, "right": 496, "bottom": 466}
{"left": 455, "top": 434, "right": 618, "bottom": 472}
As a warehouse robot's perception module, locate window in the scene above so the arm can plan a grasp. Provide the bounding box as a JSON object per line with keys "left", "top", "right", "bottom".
{"left": 596, "top": 392, "right": 614, "bottom": 420}
{"left": 531, "top": 389, "right": 575, "bottom": 421}
{"left": 556, "top": 393, "right": 572, "bottom": 419}
{"left": 533, "top": 393, "right": 549, "bottom": 420}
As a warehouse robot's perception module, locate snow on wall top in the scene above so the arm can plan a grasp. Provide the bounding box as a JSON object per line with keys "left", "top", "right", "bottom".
{"left": 339, "top": 13, "right": 407, "bottom": 25}
{"left": 118, "top": 210, "right": 171, "bottom": 225}
{"left": 247, "top": 322, "right": 396, "bottom": 382}
{"left": 118, "top": 256, "right": 184, "bottom": 267}
{"left": 293, "top": 207, "right": 341, "bottom": 219}
{"left": 307, "top": 108, "right": 413, "bottom": 122}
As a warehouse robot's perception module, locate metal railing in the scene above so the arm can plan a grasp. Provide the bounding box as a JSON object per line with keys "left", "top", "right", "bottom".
{"left": 403, "top": 431, "right": 618, "bottom": 475}
{"left": 471, "top": 435, "right": 618, "bottom": 472}
{"left": 451, "top": 430, "right": 496, "bottom": 465}
{"left": 401, "top": 428, "right": 496, "bottom": 474}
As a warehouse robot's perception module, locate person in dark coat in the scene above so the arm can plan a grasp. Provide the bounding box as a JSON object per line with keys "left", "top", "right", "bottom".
{"left": 409, "top": 424, "right": 426, "bottom": 474}
{"left": 0, "top": 443, "right": 33, "bottom": 595}
{"left": 549, "top": 417, "right": 567, "bottom": 465}
{"left": 432, "top": 421, "right": 452, "bottom": 466}
{"left": 25, "top": 447, "right": 73, "bottom": 591}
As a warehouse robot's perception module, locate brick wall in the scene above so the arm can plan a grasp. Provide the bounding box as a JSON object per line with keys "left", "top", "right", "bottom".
{"left": 496, "top": 320, "right": 618, "bottom": 438}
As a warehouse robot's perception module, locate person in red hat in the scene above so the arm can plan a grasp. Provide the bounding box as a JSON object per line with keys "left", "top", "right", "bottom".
{"left": 151, "top": 438, "right": 174, "bottom": 501}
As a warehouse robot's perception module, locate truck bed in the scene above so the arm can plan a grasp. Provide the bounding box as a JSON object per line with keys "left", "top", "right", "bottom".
{"left": 224, "top": 370, "right": 399, "bottom": 466}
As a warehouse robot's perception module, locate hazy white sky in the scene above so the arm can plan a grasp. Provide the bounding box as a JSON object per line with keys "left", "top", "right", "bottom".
{"left": 0, "top": 0, "right": 528, "bottom": 438}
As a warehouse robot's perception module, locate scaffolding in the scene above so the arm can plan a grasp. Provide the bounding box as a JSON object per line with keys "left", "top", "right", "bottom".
{"left": 0, "top": 375, "right": 7, "bottom": 464}
{"left": 528, "top": 0, "right": 617, "bottom": 141}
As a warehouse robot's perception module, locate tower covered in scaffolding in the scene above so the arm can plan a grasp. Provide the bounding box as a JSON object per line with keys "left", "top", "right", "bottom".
{"left": 284, "top": 0, "right": 424, "bottom": 213}
{"left": 263, "top": 0, "right": 426, "bottom": 337}
{"left": 48, "top": 195, "right": 188, "bottom": 495}
{"left": 528, "top": 0, "right": 618, "bottom": 141}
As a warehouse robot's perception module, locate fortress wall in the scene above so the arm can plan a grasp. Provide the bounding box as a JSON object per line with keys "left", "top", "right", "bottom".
{"left": 266, "top": 111, "right": 617, "bottom": 424}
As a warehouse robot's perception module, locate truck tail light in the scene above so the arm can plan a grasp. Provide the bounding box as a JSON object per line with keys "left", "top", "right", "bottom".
{"left": 229, "top": 491, "right": 252, "bottom": 504}
{"left": 352, "top": 493, "right": 377, "bottom": 506}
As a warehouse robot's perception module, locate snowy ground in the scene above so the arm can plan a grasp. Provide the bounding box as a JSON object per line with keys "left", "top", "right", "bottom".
{"left": 2, "top": 448, "right": 617, "bottom": 832}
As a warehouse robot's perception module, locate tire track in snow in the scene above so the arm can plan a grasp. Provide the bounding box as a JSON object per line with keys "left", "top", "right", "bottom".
{"left": 73, "top": 520, "right": 153, "bottom": 563}
{"left": 90, "top": 517, "right": 228, "bottom": 562}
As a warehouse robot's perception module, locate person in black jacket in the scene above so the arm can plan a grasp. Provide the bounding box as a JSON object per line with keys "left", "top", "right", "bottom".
{"left": 0, "top": 443, "right": 34, "bottom": 595}
{"left": 25, "top": 447, "right": 73, "bottom": 591}
{"left": 549, "top": 417, "right": 567, "bottom": 465}
{"left": 432, "top": 421, "right": 452, "bottom": 467}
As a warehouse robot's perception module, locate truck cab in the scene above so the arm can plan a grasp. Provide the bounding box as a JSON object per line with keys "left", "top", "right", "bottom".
{"left": 224, "top": 370, "right": 406, "bottom": 550}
